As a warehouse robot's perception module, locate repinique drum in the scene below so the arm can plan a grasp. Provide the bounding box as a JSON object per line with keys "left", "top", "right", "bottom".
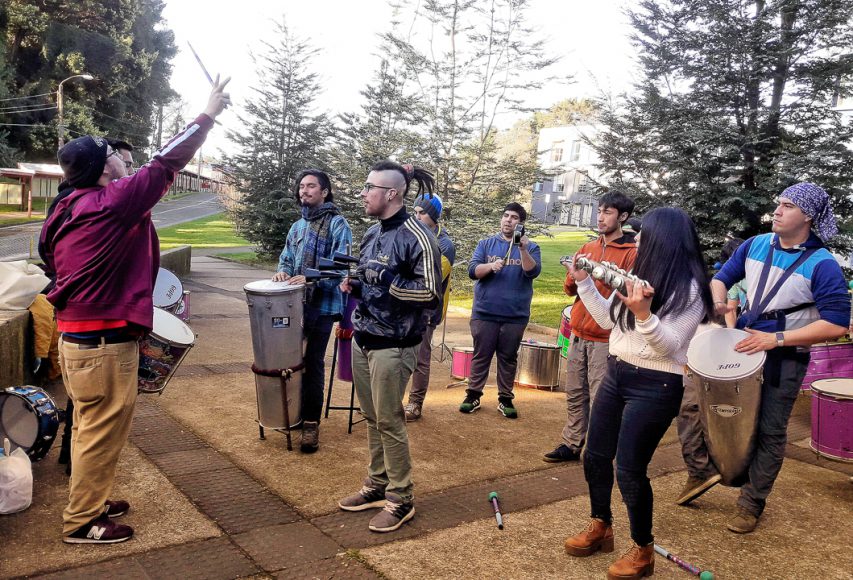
{"left": 800, "top": 341, "right": 853, "bottom": 392}
{"left": 451, "top": 347, "right": 474, "bottom": 380}
{"left": 174, "top": 290, "right": 191, "bottom": 322}
{"left": 0, "top": 386, "right": 60, "bottom": 461}
{"left": 687, "top": 328, "right": 766, "bottom": 486}
{"left": 515, "top": 340, "right": 561, "bottom": 390}
{"left": 810, "top": 379, "right": 853, "bottom": 462}
{"left": 138, "top": 307, "right": 196, "bottom": 394}
{"left": 244, "top": 280, "right": 304, "bottom": 429}
{"left": 153, "top": 268, "right": 183, "bottom": 312}
{"left": 557, "top": 304, "right": 573, "bottom": 357}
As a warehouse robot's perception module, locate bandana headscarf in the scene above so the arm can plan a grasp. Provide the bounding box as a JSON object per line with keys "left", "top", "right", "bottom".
{"left": 780, "top": 182, "right": 838, "bottom": 242}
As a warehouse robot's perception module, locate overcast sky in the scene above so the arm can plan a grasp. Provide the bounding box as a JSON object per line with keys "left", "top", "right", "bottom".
{"left": 161, "top": 0, "right": 638, "bottom": 156}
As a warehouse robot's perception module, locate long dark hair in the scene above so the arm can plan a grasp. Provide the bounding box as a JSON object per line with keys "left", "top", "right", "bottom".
{"left": 610, "top": 207, "right": 713, "bottom": 330}
{"left": 293, "top": 169, "right": 333, "bottom": 202}
{"left": 370, "top": 160, "right": 435, "bottom": 197}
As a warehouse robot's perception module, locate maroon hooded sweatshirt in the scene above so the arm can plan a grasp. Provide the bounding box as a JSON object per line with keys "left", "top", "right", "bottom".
{"left": 40, "top": 115, "right": 214, "bottom": 331}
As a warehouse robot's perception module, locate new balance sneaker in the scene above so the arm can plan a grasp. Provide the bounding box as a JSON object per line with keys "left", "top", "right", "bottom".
{"left": 497, "top": 396, "right": 518, "bottom": 419}
{"left": 338, "top": 478, "right": 387, "bottom": 511}
{"left": 300, "top": 421, "right": 320, "bottom": 454}
{"left": 368, "top": 493, "right": 415, "bottom": 533}
{"left": 63, "top": 513, "right": 134, "bottom": 544}
{"left": 404, "top": 402, "right": 422, "bottom": 422}
{"left": 105, "top": 499, "right": 130, "bottom": 518}
{"left": 543, "top": 444, "right": 581, "bottom": 463}
{"left": 459, "top": 393, "right": 481, "bottom": 413}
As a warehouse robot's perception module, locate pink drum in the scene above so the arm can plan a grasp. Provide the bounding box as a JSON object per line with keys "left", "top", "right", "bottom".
{"left": 336, "top": 296, "right": 359, "bottom": 383}
{"left": 810, "top": 379, "right": 853, "bottom": 462}
{"left": 451, "top": 347, "right": 474, "bottom": 380}
{"left": 174, "top": 290, "right": 191, "bottom": 322}
{"left": 801, "top": 341, "right": 853, "bottom": 391}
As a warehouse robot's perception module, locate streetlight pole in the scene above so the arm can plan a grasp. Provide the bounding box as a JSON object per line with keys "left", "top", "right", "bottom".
{"left": 56, "top": 74, "right": 94, "bottom": 150}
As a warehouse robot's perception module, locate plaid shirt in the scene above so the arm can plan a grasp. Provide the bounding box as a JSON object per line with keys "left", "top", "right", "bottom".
{"left": 277, "top": 213, "right": 352, "bottom": 317}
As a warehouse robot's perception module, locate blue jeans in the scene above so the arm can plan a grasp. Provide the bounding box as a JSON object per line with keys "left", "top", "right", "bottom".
{"left": 738, "top": 348, "right": 809, "bottom": 516}
{"left": 302, "top": 310, "right": 336, "bottom": 422}
{"left": 584, "top": 357, "right": 684, "bottom": 546}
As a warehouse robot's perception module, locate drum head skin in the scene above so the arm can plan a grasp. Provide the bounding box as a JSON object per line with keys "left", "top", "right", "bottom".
{"left": 811, "top": 378, "right": 853, "bottom": 398}
{"left": 153, "top": 268, "right": 183, "bottom": 308}
{"left": 687, "top": 328, "right": 766, "bottom": 380}
{"left": 562, "top": 305, "right": 573, "bottom": 319}
{"left": 0, "top": 393, "right": 38, "bottom": 449}
{"left": 151, "top": 307, "right": 195, "bottom": 346}
{"left": 452, "top": 346, "right": 474, "bottom": 354}
{"left": 243, "top": 279, "right": 305, "bottom": 295}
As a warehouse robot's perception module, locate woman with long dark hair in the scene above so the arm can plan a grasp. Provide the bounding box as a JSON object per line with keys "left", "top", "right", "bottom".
{"left": 563, "top": 207, "right": 713, "bottom": 579}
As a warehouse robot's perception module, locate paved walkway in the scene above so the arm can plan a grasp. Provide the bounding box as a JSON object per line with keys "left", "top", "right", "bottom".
{"left": 7, "top": 256, "right": 853, "bottom": 579}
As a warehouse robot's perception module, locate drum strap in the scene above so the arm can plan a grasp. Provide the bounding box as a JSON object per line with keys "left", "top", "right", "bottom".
{"left": 251, "top": 363, "right": 305, "bottom": 379}
{"left": 744, "top": 242, "right": 817, "bottom": 328}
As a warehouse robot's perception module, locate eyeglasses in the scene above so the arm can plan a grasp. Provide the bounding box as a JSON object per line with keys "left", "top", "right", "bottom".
{"left": 362, "top": 183, "right": 394, "bottom": 193}
{"left": 107, "top": 149, "right": 121, "bottom": 161}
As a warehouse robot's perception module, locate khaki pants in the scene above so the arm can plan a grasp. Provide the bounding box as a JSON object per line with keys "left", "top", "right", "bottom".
{"left": 352, "top": 340, "right": 417, "bottom": 501}
{"left": 59, "top": 337, "right": 138, "bottom": 534}
{"left": 561, "top": 336, "right": 609, "bottom": 451}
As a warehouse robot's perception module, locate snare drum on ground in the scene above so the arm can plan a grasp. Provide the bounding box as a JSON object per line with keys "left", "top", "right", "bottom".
{"left": 515, "top": 340, "right": 561, "bottom": 390}
{"left": 810, "top": 378, "right": 853, "bottom": 462}
{"left": 451, "top": 347, "right": 474, "bottom": 380}
{"left": 138, "top": 308, "right": 196, "bottom": 394}
{"left": 0, "top": 386, "right": 61, "bottom": 461}
{"left": 686, "top": 327, "right": 766, "bottom": 486}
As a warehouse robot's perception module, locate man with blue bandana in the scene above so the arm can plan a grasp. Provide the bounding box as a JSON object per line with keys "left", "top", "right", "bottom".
{"left": 706, "top": 182, "right": 849, "bottom": 533}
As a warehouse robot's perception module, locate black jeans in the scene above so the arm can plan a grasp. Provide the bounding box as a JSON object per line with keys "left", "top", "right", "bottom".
{"left": 584, "top": 357, "right": 684, "bottom": 546}
{"left": 302, "top": 310, "right": 336, "bottom": 422}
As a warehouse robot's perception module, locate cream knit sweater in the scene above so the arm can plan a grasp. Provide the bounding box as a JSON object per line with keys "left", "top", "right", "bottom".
{"left": 576, "top": 276, "right": 706, "bottom": 375}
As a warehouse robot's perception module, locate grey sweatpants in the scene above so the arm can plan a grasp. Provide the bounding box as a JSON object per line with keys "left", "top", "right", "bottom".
{"left": 407, "top": 324, "right": 436, "bottom": 406}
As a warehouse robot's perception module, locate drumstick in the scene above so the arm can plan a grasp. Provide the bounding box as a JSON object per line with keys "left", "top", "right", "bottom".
{"left": 654, "top": 545, "right": 714, "bottom": 579}
{"left": 187, "top": 41, "right": 223, "bottom": 125}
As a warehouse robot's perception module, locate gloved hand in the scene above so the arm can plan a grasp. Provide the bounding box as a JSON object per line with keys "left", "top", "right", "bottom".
{"left": 363, "top": 260, "right": 395, "bottom": 286}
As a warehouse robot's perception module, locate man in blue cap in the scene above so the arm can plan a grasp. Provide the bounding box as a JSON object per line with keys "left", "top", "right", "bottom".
{"left": 404, "top": 192, "right": 455, "bottom": 421}
{"left": 709, "top": 182, "right": 850, "bottom": 533}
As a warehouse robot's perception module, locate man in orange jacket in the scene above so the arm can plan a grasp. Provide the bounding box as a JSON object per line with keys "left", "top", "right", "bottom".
{"left": 544, "top": 191, "right": 637, "bottom": 462}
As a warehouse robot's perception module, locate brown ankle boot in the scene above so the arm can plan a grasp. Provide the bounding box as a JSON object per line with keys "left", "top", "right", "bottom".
{"left": 564, "top": 518, "right": 614, "bottom": 557}
{"left": 607, "top": 542, "right": 655, "bottom": 579}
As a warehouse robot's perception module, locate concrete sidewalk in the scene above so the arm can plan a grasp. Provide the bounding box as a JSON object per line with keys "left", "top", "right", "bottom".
{"left": 2, "top": 255, "right": 851, "bottom": 579}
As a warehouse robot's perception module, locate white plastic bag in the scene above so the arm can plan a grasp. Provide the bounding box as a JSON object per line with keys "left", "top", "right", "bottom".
{"left": 0, "top": 438, "right": 33, "bottom": 514}
{"left": 0, "top": 260, "right": 49, "bottom": 310}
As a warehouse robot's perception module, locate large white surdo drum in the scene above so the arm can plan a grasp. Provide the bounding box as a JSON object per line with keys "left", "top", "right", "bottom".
{"left": 244, "top": 280, "right": 304, "bottom": 430}
{"left": 686, "top": 328, "right": 767, "bottom": 486}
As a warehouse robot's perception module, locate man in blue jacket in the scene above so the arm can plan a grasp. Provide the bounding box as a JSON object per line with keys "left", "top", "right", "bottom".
{"left": 460, "top": 202, "right": 542, "bottom": 418}
{"left": 710, "top": 182, "right": 849, "bottom": 534}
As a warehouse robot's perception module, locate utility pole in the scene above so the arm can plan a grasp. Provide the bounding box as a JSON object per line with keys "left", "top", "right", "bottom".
{"left": 56, "top": 74, "right": 94, "bottom": 149}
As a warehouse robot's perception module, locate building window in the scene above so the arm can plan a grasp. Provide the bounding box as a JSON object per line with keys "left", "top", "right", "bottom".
{"left": 533, "top": 182, "right": 542, "bottom": 192}
{"left": 551, "top": 141, "right": 564, "bottom": 163}
{"left": 554, "top": 174, "right": 566, "bottom": 193}
{"left": 570, "top": 141, "right": 582, "bottom": 162}
{"left": 544, "top": 194, "right": 551, "bottom": 204}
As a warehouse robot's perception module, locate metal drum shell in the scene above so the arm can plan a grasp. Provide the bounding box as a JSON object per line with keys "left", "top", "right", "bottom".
{"left": 244, "top": 280, "right": 305, "bottom": 429}
{"left": 515, "top": 342, "right": 561, "bottom": 390}
{"left": 687, "top": 328, "right": 766, "bottom": 487}
{"left": 809, "top": 378, "right": 853, "bottom": 462}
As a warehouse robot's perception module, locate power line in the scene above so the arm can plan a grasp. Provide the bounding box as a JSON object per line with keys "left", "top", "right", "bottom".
{"left": 0, "top": 91, "right": 57, "bottom": 103}
{"left": 0, "top": 105, "right": 58, "bottom": 115}
{"left": 0, "top": 101, "right": 55, "bottom": 112}
{"left": 0, "top": 123, "right": 53, "bottom": 127}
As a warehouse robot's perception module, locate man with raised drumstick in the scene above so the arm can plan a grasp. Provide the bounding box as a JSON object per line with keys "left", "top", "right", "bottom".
{"left": 543, "top": 191, "right": 636, "bottom": 462}
{"left": 41, "top": 78, "right": 231, "bottom": 544}
{"left": 272, "top": 169, "right": 352, "bottom": 453}
{"left": 708, "top": 182, "right": 849, "bottom": 533}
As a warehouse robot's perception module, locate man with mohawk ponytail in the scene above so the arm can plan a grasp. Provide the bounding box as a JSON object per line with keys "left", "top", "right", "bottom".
{"left": 338, "top": 160, "right": 443, "bottom": 533}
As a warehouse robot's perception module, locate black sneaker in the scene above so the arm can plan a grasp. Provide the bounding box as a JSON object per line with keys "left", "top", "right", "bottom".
{"left": 368, "top": 493, "right": 415, "bottom": 533}
{"left": 63, "top": 513, "right": 134, "bottom": 544}
{"left": 497, "top": 396, "right": 518, "bottom": 419}
{"left": 105, "top": 499, "right": 130, "bottom": 518}
{"left": 459, "top": 393, "right": 481, "bottom": 413}
{"left": 543, "top": 444, "right": 581, "bottom": 463}
{"left": 338, "top": 477, "right": 387, "bottom": 511}
{"left": 300, "top": 421, "right": 320, "bottom": 454}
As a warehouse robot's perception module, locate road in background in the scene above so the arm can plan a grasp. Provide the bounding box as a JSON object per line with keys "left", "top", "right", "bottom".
{"left": 0, "top": 192, "right": 222, "bottom": 261}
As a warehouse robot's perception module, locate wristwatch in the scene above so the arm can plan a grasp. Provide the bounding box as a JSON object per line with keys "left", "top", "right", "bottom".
{"left": 775, "top": 332, "right": 785, "bottom": 347}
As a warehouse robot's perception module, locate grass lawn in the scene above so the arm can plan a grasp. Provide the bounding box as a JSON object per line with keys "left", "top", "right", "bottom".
{"left": 0, "top": 199, "right": 48, "bottom": 213}
{"left": 0, "top": 216, "right": 44, "bottom": 226}
{"left": 218, "top": 251, "right": 279, "bottom": 269}
{"left": 157, "top": 213, "right": 249, "bottom": 249}
{"left": 450, "top": 230, "right": 593, "bottom": 329}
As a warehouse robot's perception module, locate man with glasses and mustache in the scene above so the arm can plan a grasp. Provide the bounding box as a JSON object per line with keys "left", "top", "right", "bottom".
{"left": 40, "top": 77, "right": 231, "bottom": 545}
{"left": 337, "top": 160, "right": 442, "bottom": 533}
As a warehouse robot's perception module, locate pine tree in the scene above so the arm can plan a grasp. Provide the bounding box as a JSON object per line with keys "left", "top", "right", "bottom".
{"left": 224, "top": 19, "right": 330, "bottom": 257}
{"left": 593, "top": 0, "right": 853, "bottom": 252}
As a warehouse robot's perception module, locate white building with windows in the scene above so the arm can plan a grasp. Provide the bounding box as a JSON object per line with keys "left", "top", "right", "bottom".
{"left": 531, "top": 124, "right": 606, "bottom": 227}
